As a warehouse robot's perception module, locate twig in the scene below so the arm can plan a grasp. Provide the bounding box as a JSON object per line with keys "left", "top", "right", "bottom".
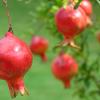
{"left": 2, "top": 0, "right": 13, "bottom": 32}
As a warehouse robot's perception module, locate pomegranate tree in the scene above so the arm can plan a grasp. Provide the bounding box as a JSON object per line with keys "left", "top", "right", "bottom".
{"left": 52, "top": 53, "right": 78, "bottom": 88}
{"left": 33, "top": 0, "right": 100, "bottom": 99}
{"left": 0, "top": 31, "right": 33, "bottom": 98}
{"left": 30, "top": 36, "right": 49, "bottom": 62}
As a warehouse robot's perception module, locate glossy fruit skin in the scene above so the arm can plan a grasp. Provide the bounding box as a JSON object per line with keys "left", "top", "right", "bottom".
{"left": 30, "top": 36, "right": 48, "bottom": 62}
{"left": 52, "top": 54, "right": 78, "bottom": 88}
{"left": 79, "top": 0, "right": 92, "bottom": 16}
{"left": 55, "top": 6, "right": 87, "bottom": 39}
{"left": 0, "top": 32, "right": 33, "bottom": 98}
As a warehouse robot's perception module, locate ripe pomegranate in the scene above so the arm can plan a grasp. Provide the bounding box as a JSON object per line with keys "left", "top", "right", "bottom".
{"left": 55, "top": 5, "right": 87, "bottom": 40}
{"left": 79, "top": 0, "right": 92, "bottom": 16}
{"left": 30, "top": 36, "right": 48, "bottom": 62}
{"left": 52, "top": 53, "right": 78, "bottom": 88}
{"left": 0, "top": 31, "right": 33, "bottom": 98}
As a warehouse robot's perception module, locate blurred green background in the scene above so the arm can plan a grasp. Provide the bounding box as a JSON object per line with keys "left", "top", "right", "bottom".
{"left": 0, "top": 0, "right": 100, "bottom": 100}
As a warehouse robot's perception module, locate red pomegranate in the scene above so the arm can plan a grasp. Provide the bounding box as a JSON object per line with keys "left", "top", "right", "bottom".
{"left": 30, "top": 36, "right": 48, "bottom": 62}
{"left": 79, "top": 0, "right": 92, "bottom": 16}
{"left": 0, "top": 31, "right": 33, "bottom": 98}
{"left": 52, "top": 53, "right": 78, "bottom": 88}
{"left": 55, "top": 5, "right": 87, "bottom": 40}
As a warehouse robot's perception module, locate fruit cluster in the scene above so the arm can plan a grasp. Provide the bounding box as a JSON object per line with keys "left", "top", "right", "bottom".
{"left": 0, "top": 0, "right": 93, "bottom": 98}
{"left": 52, "top": 0, "right": 92, "bottom": 89}
{"left": 0, "top": 0, "right": 49, "bottom": 98}
{"left": 0, "top": 31, "right": 49, "bottom": 98}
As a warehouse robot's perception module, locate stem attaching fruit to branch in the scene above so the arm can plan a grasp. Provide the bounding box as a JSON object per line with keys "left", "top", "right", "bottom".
{"left": 2, "top": 0, "right": 13, "bottom": 32}
{"left": 63, "top": 0, "right": 78, "bottom": 8}
{"left": 69, "top": 0, "right": 79, "bottom": 7}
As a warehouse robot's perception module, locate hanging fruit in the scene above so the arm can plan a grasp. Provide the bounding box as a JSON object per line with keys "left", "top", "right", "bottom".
{"left": 0, "top": 0, "right": 33, "bottom": 98}
{"left": 54, "top": 0, "right": 92, "bottom": 49}
{"left": 0, "top": 31, "right": 33, "bottom": 98}
{"left": 30, "top": 36, "right": 49, "bottom": 62}
{"left": 52, "top": 53, "right": 78, "bottom": 88}
{"left": 55, "top": 6, "right": 87, "bottom": 40}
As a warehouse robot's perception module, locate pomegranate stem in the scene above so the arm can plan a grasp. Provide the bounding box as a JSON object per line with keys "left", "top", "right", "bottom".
{"left": 2, "top": 0, "right": 13, "bottom": 32}
{"left": 69, "top": 0, "right": 78, "bottom": 7}
{"left": 64, "top": 80, "right": 71, "bottom": 88}
{"left": 40, "top": 53, "right": 47, "bottom": 62}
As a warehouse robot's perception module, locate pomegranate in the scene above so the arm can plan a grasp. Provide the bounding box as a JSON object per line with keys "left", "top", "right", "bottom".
{"left": 55, "top": 5, "right": 87, "bottom": 40}
{"left": 52, "top": 53, "right": 78, "bottom": 88}
{"left": 30, "top": 36, "right": 48, "bottom": 62}
{"left": 0, "top": 31, "right": 33, "bottom": 98}
{"left": 79, "top": 0, "right": 93, "bottom": 27}
{"left": 79, "top": 0, "right": 92, "bottom": 16}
